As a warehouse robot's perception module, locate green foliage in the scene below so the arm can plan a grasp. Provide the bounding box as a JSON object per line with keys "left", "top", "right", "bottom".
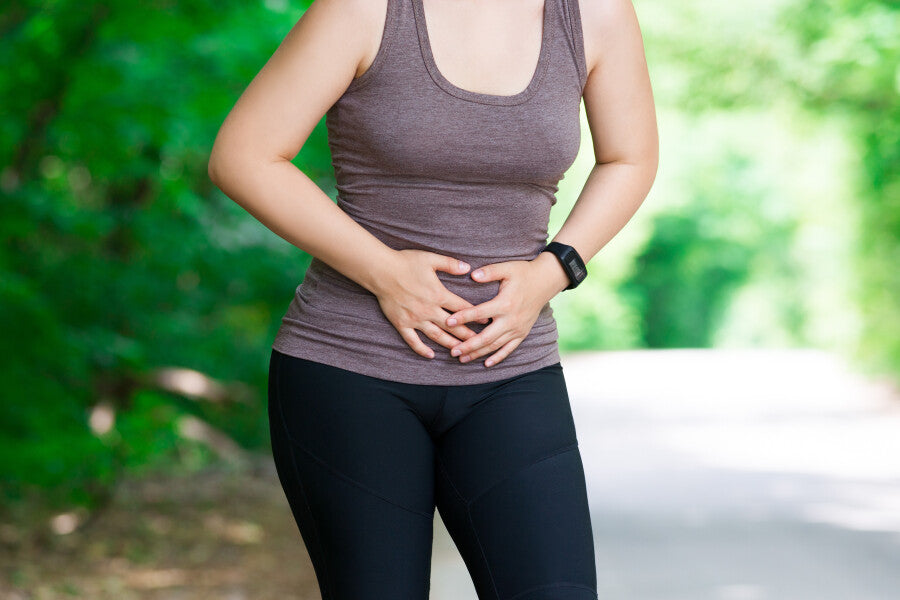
{"left": 776, "top": 0, "right": 900, "bottom": 373}
{"left": 619, "top": 150, "right": 798, "bottom": 347}
{"left": 1, "top": 0, "right": 316, "bottom": 509}
{"left": 633, "top": 0, "right": 898, "bottom": 377}
{"left": 624, "top": 214, "right": 751, "bottom": 348}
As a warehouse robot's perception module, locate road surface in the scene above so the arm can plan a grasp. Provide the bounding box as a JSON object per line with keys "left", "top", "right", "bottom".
{"left": 430, "top": 348, "right": 900, "bottom": 600}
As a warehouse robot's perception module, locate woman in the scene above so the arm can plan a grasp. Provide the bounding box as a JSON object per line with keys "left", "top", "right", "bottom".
{"left": 209, "top": 0, "right": 657, "bottom": 597}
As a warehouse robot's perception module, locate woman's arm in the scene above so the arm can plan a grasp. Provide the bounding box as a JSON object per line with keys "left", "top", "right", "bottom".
{"left": 208, "top": 0, "right": 396, "bottom": 295}
{"left": 542, "top": 0, "right": 659, "bottom": 278}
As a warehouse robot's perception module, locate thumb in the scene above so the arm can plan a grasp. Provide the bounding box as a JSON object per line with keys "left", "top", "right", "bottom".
{"left": 432, "top": 253, "right": 471, "bottom": 275}
{"left": 471, "top": 263, "right": 503, "bottom": 282}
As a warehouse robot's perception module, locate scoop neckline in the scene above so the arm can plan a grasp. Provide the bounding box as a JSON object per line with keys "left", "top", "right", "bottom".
{"left": 411, "top": 0, "right": 551, "bottom": 106}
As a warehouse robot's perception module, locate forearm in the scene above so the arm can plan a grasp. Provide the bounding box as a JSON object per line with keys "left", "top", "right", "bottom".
{"left": 208, "top": 156, "right": 397, "bottom": 296}
{"left": 554, "top": 159, "right": 656, "bottom": 263}
{"left": 534, "top": 159, "right": 657, "bottom": 295}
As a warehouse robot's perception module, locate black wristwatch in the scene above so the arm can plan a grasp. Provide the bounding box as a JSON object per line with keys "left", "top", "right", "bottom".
{"left": 541, "top": 242, "right": 587, "bottom": 290}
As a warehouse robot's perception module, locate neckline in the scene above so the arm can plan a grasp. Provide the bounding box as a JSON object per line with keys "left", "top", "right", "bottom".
{"left": 411, "top": 0, "right": 552, "bottom": 106}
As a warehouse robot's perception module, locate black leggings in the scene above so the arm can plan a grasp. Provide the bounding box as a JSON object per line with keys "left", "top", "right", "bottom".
{"left": 267, "top": 349, "right": 598, "bottom": 600}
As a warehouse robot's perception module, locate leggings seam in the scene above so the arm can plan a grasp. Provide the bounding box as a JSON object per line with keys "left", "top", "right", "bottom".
{"left": 507, "top": 582, "right": 598, "bottom": 600}
{"left": 284, "top": 437, "right": 336, "bottom": 599}
{"left": 469, "top": 505, "right": 501, "bottom": 600}
{"left": 278, "top": 413, "right": 434, "bottom": 520}
{"left": 429, "top": 387, "right": 449, "bottom": 430}
{"left": 436, "top": 453, "right": 467, "bottom": 505}
{"left": 401, "top": 396, "right": 431, "bottom": 430}
{"left": 469, "top": 442, "right": 580, "bottom": 508}
{"left": 437, "top": 453, "right": 501, "bottom": 600}
{"left": 272, "top": 355, "right": 336, "bottom": 599}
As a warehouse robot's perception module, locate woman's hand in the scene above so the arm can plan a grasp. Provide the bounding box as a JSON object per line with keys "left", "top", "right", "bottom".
{"left": 372, "top": 249, "right": 491, "bottom": 359}
{"left": 442, "top": 252, "right": 570, "bottom": 367}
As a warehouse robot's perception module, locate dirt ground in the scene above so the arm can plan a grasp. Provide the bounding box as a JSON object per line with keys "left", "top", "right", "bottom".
{"left": 1, "top": 455, "right": 322, "bottom": 599}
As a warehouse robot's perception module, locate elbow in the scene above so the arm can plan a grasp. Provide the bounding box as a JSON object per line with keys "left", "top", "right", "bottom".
{"left": 207, "top": 152, "right": 217, "bottom": 184}
{"left": 208, "top": 143, "right": 285, "bottom": 190}
{"left": 208, "top": 144, "right": 243, "bottom": 192}
{"left": 207, "top": 130, "right": 242, "bottom": 188}
{"left": 638, "top": 139, "right": 660, "bottom": 191}
{"left": 207, "top": 159, "right": 219, "bottom": 188}
{"left": 207, "top": 145, "right": 225, "bottom": 187}
{"left": 647, "top": 129, "right": 660, "bottom": 183}
{"left": 647, "top": 149, "right": 660, "bottom": 186}
{"left": 640, "top": 155, "right": 659, "bottom": 201}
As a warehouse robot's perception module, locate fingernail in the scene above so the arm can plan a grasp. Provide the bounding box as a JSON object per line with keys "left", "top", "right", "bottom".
{"left": 459, "top": 261, "right": 469, "bottom": 270}
{"left": 427, "top": 350, "right": 434, "bottom": 358}
{"left": 485, "top": 359, "right": 494, "bottom": 367}
{"left": 473, "top": 269, "right": 483, "bottom": 278}
{"left": 451, "top": 348, "right": 461, "bottom": 357}
{"left": 447, "top": 317, "right": 457, "bottom": 325}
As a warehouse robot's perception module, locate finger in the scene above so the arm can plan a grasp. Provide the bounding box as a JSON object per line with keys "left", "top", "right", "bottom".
{"left": 419, "top": 321, "right": 469, "bottom": 350}
{"left": 458, "top": 331, "right": 514, "bottom": 363}
{"left": 432, "top": 254, "right": 471, "bottom": 275}
{"left": 440, "top": 293, "right": 490, "bottom": 325}
{"left": 398, "top": 327, "right": 435, "bottom": 359}
{"left": 446, "top": 296, "right": 503, "bottom": 328}
{"left": 483, "top": 338, "right": 523, "bottom": 368}
{"left": 470, "top": 263, "right": 507, "bottom": 284}
{"left": 441, "top": 306, "right": 489, "bottom": 330}
{"left": 461, "top": 313, "right": 491, "bottom": 325}
{"left": 440, "top": 319, "right": 480, "bottom": 343}
{"left": 450, "top": 320, "right": 504, "bottom": 360}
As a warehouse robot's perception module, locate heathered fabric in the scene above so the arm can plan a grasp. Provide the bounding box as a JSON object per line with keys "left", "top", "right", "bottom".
{"left": 272, "top": 0, "right": 588, "bottom": 385}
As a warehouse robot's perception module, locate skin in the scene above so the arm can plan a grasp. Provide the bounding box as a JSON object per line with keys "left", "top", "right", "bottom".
{"left": 208, "top": 0, "right": 658, "bottom": 369}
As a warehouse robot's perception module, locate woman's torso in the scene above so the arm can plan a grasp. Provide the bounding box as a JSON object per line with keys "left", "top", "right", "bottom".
{"left": 272, "top": 0, "right": 588, "bottom": 385}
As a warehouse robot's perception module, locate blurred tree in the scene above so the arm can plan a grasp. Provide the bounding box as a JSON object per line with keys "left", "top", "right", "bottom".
{"left": 0, "top": 0, "right": 323, "bottom": 509}
{"left": 620, "top": 150, "right": 798, "bottom": 347}
{"left": 632, "top": 0, "right": 898, "bottom": 377}
{"left": 776, "top": 0, "right": 899, "bottom": 378}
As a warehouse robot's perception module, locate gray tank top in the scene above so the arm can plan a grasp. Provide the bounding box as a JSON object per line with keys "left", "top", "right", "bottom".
{"left": 272, "top": 0, "right": 588, "bottom": 385}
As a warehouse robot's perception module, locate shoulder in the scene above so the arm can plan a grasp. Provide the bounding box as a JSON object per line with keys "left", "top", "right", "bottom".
{"left": 304, "top": 0, "right": 381, "bottom": 19}
{"left": 576, "top": 0, "right": 644, "bottom": 75}
{"left": 305, "top": 0, "right": 389, "bottom": 74}
{"left": 282, "top": 0, "right": 389, "bottom": 77}
{"left": 296, "top": 0, "right": 387, "bottom": 46}
{"left": 337, "top": 0, "right": 389, "bottom": 29}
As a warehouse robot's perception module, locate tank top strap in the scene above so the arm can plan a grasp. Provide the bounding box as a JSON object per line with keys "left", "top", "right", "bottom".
{"left": 342, "top": 0, "right": 403, "bottom": 95}
{"left": 556, "top": 0, "right": 589, "bottom": 92}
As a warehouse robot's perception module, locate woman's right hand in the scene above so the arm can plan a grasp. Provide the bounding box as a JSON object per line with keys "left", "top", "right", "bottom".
{"left": 372, "top": 249, "right": 491, "bottom": 359}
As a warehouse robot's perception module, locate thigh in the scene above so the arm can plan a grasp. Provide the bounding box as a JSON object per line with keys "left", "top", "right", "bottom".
{"left": 268, "top": 349, "right": 436, "bottom": 600}
{"left": 435, "top": 363, "right": 598, "bottom": 600}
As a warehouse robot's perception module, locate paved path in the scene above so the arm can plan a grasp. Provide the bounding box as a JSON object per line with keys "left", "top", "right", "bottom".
{"left": 430, "top": 349, "right": 900, "bottom": 600}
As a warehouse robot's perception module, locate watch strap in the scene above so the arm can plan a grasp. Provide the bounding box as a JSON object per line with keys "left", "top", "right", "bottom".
{"left": 542, "top": 242, "right": 587, "bottom": 290}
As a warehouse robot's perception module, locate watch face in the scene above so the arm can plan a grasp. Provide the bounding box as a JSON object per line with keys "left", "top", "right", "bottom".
{"left": 561, "top": 247, "right": 586, "bottom": 281}
{"left": 566, "top": 257, "right": 586, "bottom": 279}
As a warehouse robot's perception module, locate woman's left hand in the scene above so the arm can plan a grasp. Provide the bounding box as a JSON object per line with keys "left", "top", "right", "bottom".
{"left": 444, "top": 253, "right": 569, "bottom": 367}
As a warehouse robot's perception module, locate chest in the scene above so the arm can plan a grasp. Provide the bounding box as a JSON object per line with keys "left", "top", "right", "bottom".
{"left": 327, "top": 87, "right": 582, "bottom": 185}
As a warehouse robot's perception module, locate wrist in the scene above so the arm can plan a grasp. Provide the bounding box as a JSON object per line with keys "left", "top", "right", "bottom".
{"left": 531, "top": 251, "right": 571, "bottom": 299}
{"left": 359, "top": 246, "right": 401, "bottom": 297}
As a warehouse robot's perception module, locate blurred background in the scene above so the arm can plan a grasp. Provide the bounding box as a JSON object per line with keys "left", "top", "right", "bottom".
{"left": 1, "top": 0, "right": 898, "bottom": 598}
